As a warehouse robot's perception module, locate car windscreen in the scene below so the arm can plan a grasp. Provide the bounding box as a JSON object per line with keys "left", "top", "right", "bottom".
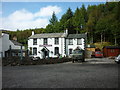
{"left": 73, "top": 50, "right": 83, "bottom": 54}
{"left": 95, "top": 51, "right": 102, "bottom": 54}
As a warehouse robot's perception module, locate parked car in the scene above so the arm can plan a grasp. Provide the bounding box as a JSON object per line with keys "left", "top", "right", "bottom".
{"left": 71, "top": 48, "right": 85, "bottom": 63}
{"left": 115, "top": 54, "right": 120, "bottom": 64}
{"left": 91, "top": 51, "right": 103, "bottom": 58}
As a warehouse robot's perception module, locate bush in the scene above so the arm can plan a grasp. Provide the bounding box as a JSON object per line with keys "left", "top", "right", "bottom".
{"left": 2, "top": 57, "right": 72, "bottom": 66}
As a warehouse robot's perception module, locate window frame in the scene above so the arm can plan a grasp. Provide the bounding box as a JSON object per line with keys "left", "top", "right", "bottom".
{"left": 33, "top": 47, "right": 37, "bottom": 55}
{"left": 77, "top": 38, "right": 82, "bottom": 45}
{"left": 68, "top": 39, "right": 73, "bottom": 45}
{"left": 33, "top": 38, "right": 37, "bottom": 45}
{"left": 43, "top": 38, "right": 48, "bottom": 45}
{"left": 54, "top": 38, "right": 59, "bottom": 45}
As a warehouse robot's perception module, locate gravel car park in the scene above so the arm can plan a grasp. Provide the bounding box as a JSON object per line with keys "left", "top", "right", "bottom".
{"left": 2, "top": 58, "right": 118, "bottom": 88}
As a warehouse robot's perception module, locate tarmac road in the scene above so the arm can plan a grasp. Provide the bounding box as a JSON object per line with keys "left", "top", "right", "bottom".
{"left": 2, "top": 58, "right": 119, "bottom": 88}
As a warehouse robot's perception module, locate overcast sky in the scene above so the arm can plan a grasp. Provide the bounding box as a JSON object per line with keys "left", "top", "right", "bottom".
{"left": 0, "top": 0, "right": 107, "bottom": 31}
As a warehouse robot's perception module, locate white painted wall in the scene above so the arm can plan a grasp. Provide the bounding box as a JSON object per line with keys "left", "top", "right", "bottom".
{"left": 9, "top": 41, "right": 25, "bottom": 50}
{"left": 28, "top": 37, "right": 66, "bottom": 59}
{"left": 28, "top": 37, "right": 85, "bottom": 59}
{"left": 0, "top": 33, "right": 25, "bottom": 58}
{"left": 67, "top": 38, "right": 85, "bottom": 55}
{"left": 0, "top": 33, "right": 10, "bottom": 57}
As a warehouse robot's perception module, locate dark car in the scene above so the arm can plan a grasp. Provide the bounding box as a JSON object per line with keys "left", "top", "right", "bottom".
{"left": 71, "top": 49, "right": 85, "bottom": 63}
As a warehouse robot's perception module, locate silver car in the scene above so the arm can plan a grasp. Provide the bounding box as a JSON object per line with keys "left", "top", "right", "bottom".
{"left": 115, "top": 54, "right": 120, "bottom": 64}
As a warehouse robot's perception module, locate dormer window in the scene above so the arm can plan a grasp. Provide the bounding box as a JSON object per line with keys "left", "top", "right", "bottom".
{"left": 33, "top": 38, "right": 37, "bottom": 45}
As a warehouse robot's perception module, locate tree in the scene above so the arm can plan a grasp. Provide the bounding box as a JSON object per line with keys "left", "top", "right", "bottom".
{"left": 46, "top": 12, "right": 58, "bottom": 33}
{"left": 49, "top": 12, "right": 58, "bottom": 25}
{"left": 60, "top": 8, "right": 74, "bottom": 32}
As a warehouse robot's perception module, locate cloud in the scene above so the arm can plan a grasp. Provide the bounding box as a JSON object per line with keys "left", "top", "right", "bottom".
{"left": 1, "top": 5, "right": 62, "bottom": 31}
{"left": 35, "top": 5, "right": 62, "bottom": 17}
{"left": 8, "top": 9, "right": 34, "bottom": 21}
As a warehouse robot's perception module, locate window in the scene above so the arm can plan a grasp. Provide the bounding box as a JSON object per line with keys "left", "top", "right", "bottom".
{"left": 43, "top": 38, "right": 47, "bottom": 45}
{"left": 33, "top": 38, "right": 37, "bottom": 45}
{"left": 68, "top": 39, "right": 73, "bottom": 45}
{"left": 77, "top": 39, "right": 82, "bottom": 45}
{"left": 55, "top": 38, "right": 59, "bottom": 45}
{"left": 69, "top": 49, "right": 73, "bottom": 54}
{"left": 55, "top": 47, "right": 59, "bottom": 55}
{"left": 33, "top": 48, "right": 37, "bottom": 55}
{"left": 29, "top": 47, "right": 32, "bottom": 55}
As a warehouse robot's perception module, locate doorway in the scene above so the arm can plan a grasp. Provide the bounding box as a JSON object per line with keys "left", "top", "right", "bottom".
{"left": 41, "top": 47, "right": 49, "bottom": 59}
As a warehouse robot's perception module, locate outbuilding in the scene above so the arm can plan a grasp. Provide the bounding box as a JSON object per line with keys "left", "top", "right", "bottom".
{"left": 103, "top": 46, "right": 120, "bottom": 57}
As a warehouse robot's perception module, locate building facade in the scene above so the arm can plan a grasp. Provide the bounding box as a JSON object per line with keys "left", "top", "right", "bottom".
{"left": 28, "top": 30, "right": 87, "bottom": 59}
{"left": 0, "top": 32, "right": 25, "bottom": 58}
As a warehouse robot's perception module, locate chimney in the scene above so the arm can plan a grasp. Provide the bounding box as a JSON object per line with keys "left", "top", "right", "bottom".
{"left": 32, "top": 31, "right": 34, "bottom": 35}
{"left": 64, "top": 28, "right": 68, "bottom": 34}
{"left": 13, "top": 36, "right": 17, "bottom": 41}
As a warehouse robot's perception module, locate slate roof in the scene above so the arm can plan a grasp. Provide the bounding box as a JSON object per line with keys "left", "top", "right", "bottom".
{"left": 67, "top": 34, "right": 87, "bottom": 39}
{"left": 10, "top": 40, "right": 22, "bottom": 46}
{"left": 29, "top": 33, "right": 67, "bottom": 39}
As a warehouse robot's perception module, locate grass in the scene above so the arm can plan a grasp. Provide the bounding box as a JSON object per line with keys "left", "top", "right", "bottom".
{"left": 93, "top": 42, "right": 113, "bottom": 50}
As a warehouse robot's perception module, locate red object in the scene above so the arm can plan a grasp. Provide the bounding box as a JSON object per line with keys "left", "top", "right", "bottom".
{"left": 103, "top": 46, "right": 120, "bottom": 57}
{"left": 95, "top": 51, "right": 103, "bottom": 58}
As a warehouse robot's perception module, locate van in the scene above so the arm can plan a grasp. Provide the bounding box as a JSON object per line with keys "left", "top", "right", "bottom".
{"left": 71, "top": 49, "right": 85, "bottom": 63}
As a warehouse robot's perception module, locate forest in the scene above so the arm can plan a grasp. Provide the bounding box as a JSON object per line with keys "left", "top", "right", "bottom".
{"left": 3, "top": 2, "right": 120, "bottom": 48}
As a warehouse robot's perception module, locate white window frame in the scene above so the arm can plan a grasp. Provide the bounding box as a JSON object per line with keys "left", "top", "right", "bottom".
{"left": 77, "top": 39, "right": 82, "bottom": 45}
{"left": 33, "top": 38, "right": 37, "bottom": 45}
{"left": 55, "top": 38, "right": 59, "bottom": 45}
{"left": 68, "top": 39, "right": 73, "bottom": 45}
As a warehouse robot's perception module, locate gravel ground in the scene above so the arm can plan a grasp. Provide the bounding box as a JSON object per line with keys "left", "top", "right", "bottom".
{"left": 2, "top": 58, "right": 119, "bottom": 88}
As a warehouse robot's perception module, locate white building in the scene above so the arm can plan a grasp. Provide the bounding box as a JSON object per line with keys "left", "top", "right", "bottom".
{"left": 0, "top": 32, "right": 25, "bottom": 58}
{"left": 28, "top": 30, "right": 87, "bottom": 59}
{"left": 0, "top": 32, "right": 10, "bottom": 58}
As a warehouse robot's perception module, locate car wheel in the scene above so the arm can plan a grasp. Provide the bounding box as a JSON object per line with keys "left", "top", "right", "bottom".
{"left": 72, "top": 59, "right": 74, "bottom": 63}
{"left": 117, "top": 62, "right": 120, "bottom": 64}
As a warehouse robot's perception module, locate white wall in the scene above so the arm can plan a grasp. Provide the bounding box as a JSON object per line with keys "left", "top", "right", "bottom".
{"left": 0, "top": 33, "right": 25, "bottom": 58}
{"left": 67, "top": 38, "right": 85, "bottom": 55}
{"left": 0, "top": 33, "right": 10, "bottom": 57}
{"left": 28, "top": 37, "right": 85, "bottom": 59}
{"left": 9, "top": 40, "right": 25, "bottom": 50}
{"left": 28, "top": 37, "right": 66, "bottom": 59}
